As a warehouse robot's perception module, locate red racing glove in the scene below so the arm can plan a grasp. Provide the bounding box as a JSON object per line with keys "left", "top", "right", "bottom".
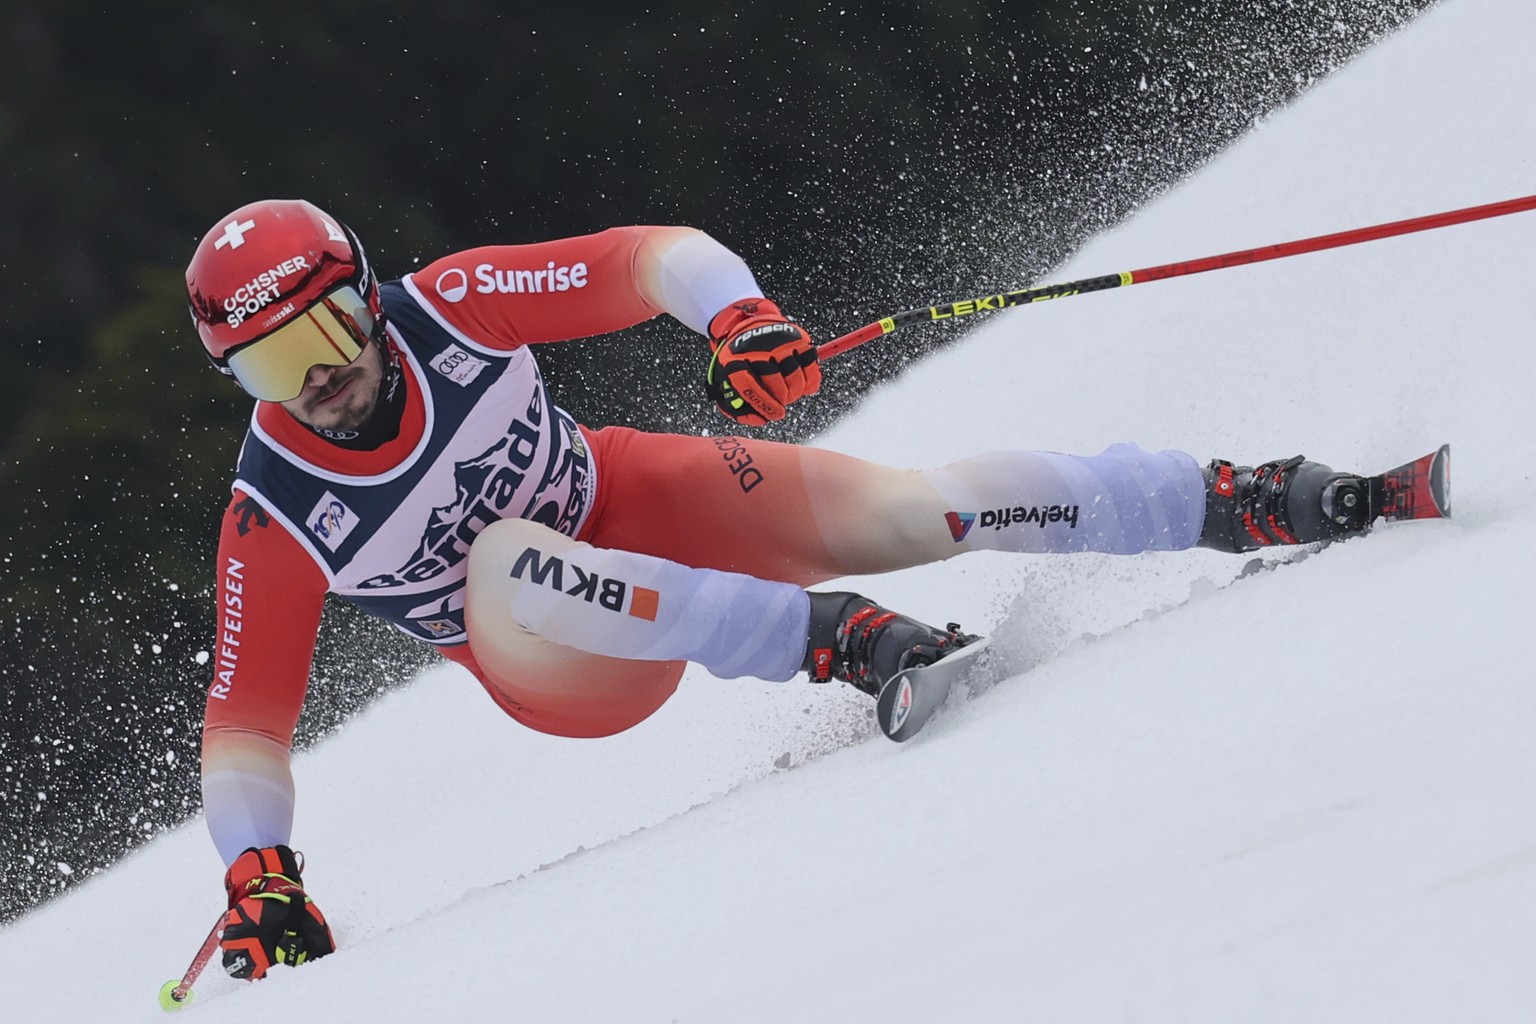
{"left": 705, "top": 298, "right": 821, "bottom": 425}
{"left": 220, "top": 845, "right": 336, "bottom": 981}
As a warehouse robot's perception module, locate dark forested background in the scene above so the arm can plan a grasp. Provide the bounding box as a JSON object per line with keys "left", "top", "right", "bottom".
{"left": 0, "top": 0, "right": 1434, "bottom": 922}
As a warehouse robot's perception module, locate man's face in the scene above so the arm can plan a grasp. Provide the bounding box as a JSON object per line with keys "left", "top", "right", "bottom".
{"left": 278, "top": 341, "right": 385, "bottom": 432}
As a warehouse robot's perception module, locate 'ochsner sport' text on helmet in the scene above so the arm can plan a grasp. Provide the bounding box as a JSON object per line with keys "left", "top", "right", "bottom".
{"left": 186, "top": 199, "right": 383, "bottom": 397}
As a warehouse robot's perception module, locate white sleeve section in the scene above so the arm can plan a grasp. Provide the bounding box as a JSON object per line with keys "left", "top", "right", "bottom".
{"left": 919, "top": 444, "right": 1206, "bottom": 555}
{"left": 203, "top": 764, "right": 296, "bottom": 865}
{"left": 648, "top": 232, "right": 764, "bottom": 335}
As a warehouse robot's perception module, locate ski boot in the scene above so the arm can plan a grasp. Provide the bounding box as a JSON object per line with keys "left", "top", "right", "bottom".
{"left": 802, "top": 591, "right": 980, "bottom": 695}
{"left": 1198, "top": 455, "right": 1373, "bottom": 553}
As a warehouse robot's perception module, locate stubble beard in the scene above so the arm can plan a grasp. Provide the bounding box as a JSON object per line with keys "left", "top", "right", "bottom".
{"left": 284, "top": 345, "right": 385, "bottom": 433}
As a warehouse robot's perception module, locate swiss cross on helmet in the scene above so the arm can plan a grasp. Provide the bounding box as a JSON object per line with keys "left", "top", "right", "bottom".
{"left": 186, "top": 199, "right": 385, "bottom": 402}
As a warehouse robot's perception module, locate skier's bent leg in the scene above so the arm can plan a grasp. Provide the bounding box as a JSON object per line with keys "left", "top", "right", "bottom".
{"left": 466, "top": 520, "right": 981, "bottom": 715}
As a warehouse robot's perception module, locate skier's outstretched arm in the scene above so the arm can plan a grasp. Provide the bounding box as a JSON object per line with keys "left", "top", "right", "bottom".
{"left": 200, "top": 491, "right": 340, "bottom": 979}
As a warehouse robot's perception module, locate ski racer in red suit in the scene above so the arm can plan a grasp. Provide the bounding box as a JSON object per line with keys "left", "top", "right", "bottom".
{"left": 186, "top": 199, "right": 1377, "bottom": 979}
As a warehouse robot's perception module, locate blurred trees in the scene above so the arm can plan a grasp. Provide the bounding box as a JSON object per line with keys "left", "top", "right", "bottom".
{"left": 0, "top": 0, "right": 1434, "bottom": 920}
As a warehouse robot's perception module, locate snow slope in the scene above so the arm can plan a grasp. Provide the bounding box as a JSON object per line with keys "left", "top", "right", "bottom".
{"left": 4, "top": 0, "right": 1534, "bottom": 1019}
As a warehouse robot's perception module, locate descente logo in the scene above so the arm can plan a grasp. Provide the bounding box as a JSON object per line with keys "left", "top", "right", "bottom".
{"left": 509, "top": 546, "right": 659, "bottom": 620}
{"left": 476, "top": 261, "right": 589, "bottom": 295}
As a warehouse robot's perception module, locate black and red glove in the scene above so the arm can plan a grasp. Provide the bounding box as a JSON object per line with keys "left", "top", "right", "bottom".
{"left": 220, "top": 845, "right": 335, "bottom": 981}
{"left": 705, "top": 298, "right": 821, "bottom": 425}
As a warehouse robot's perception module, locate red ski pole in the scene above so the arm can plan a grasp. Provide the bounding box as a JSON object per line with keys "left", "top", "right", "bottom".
{"left": 819, "top": 193, "right": 1536, "bottom": 359}
{"left": 158, "top": 912, "right": 224, "bottom": 1012}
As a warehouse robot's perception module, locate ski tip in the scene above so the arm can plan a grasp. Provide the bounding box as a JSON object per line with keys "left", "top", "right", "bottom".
{"left": 875, "top": 673, "right": 919, "bottom": 742}
{"left": 874, "top": 636, "right": 993, "bottom": 742}
{"left": 1377, "top": 443, "right": 1452, "bottom": 523}
{"left": 1431, "top": 443, "right": 1451, "bottom": 518}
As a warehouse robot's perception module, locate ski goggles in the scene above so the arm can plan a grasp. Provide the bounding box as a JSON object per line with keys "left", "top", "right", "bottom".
{"left": 223, "top": 284, "right": 377, "bottom": 402}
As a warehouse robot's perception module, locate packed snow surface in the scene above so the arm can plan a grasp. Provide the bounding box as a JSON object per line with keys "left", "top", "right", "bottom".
{"left": 4, "top": 0, "right": 1532, "bottom": 1019}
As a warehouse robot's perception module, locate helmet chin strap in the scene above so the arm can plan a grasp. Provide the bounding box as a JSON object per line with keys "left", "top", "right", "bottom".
{"left": 305, "top": 336, "right": 406, "bottom": 450}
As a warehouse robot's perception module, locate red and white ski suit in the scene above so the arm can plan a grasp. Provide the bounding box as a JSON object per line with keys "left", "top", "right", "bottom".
{"left": 202, "top": 226, "right": 1206, "bottom": 863}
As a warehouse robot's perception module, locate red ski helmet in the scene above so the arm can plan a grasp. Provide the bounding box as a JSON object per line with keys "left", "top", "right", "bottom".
{"left": 186, "top": 199, "right": 384, "bottom": 402}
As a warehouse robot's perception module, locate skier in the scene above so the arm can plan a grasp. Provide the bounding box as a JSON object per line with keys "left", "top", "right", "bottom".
{"left": 186, "top": 199, "right": 1377, "bottom": 980}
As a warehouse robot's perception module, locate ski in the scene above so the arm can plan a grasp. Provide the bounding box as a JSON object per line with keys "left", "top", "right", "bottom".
{"left": 876, "top": 445, "right": 1451, "bottom": 743}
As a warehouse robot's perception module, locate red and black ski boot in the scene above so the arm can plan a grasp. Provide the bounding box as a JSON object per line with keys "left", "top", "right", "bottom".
{"left": 802, "top": 591, "right": 979, "bottom": 696}
{"left": 1199, "top": 455, "right": 1377, "bottom": 553}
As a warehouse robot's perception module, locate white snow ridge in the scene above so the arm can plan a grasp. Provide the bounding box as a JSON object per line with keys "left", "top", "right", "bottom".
{"left": 3, "top": 0, "right": 1534, "bottom": 1020}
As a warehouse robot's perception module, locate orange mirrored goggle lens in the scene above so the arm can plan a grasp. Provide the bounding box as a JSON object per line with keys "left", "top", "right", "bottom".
{"left": 226, "top": 286, "right": 376, "bottom": 401}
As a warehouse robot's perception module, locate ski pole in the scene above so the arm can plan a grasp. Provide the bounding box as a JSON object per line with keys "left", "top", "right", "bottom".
{"left": 818, "top": 193, "right": 1536, "bottom": 359}
{"left": 158, "top": 912, "right": 224, "bottom": 1012}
